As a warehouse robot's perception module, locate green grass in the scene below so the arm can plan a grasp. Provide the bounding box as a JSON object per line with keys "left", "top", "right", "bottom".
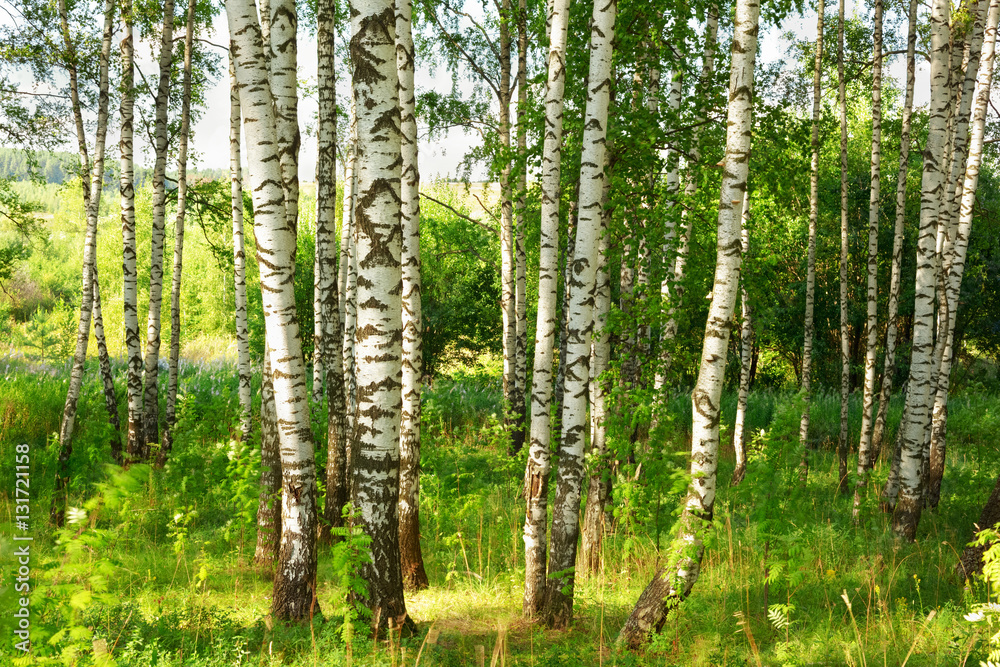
{"left": 1, "top": 357, "right": 998, "bottom": 666}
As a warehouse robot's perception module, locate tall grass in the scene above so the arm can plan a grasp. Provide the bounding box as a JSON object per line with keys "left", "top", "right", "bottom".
{"left": 0, "top": 358, "right": 997, "bottom": 665}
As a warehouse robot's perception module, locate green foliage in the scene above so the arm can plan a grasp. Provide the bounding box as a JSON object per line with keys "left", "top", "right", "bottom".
{"left": 965, "top": 526, "right": 1000, "bottom": 666}
{"left": 16, "top": 465, "right": 149, "bottom": 665}
{"left": 327, "top": 506, "right": 373, "bottom": 650}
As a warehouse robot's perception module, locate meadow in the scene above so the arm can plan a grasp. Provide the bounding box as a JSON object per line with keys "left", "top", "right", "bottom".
{"left": 2, "top": 354, "right": 999, "bottom": 666}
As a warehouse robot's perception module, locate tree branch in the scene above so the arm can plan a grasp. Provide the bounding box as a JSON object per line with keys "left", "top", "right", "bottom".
{"left": 0, "top": 89, "right": 71, "bottom": 100}
{"left": 423, "top": 2, "right": 500, "bottom": 97}
{"left": 419, "top": 191, "right": 499, "bottom": 235}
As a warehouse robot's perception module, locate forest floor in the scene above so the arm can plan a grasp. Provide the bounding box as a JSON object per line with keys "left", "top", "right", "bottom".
{"left": 2, "top": 354, "right": 1000, "bottom": 666}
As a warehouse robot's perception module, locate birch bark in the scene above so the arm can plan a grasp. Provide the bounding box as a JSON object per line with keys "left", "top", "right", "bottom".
{"left": 928, "top": 0, "right": 1000, "bottom": 509}
{"left": 581, "top": 163, "right": 612, "bottom": 576}
{"left": 522, "top": 0, "right": 570, "bottom": 619}
{"left": 163, "top": 0, "right": 197, "bottom": 462}
{"left": 349, "top": 0, "right": 408, "bottom": 626}
{"left": 396, "top": 0, "right": 428, "bottom": 590}
{"left": 255, "top": 350, "right": 282, "bottom": 565}
{"left": 52, "top": 0, "right": 114, "bottom": 525}
{"left": 228, "top": 0, "right": 318, "bottom": 617}
{"left": 120, "top": 0, "right": 142, "bottom": 462}
{"left": 270, "top": 0, "right": 300, "bottom": 236}
{"left": 544, "top": 0, "right": 616, "bottom": 628}
{"left": 854, "top": 0, "right": 883, "bottom": 516}
{"left": 316, "top": 0, "right": 349, "bottom": 543}
{"left": 141, "top": 0, "right": 176, "bottom": 454}
{"left": 837, "top": 0, "right": 850, "bottom": 495}
{"left": 498, "top": 0, "right": 519, "bottom": 455}
{"left": 619, "top": 0, "right": 759, "bottom": 644}
{"left": 231, "top": 58, "right": 253, "bottom": 444}
{"left": 341, "top": 95, "right": 359, "bottom": 435}
{"left": 92, "top": 269, "right": 122, "bottom": 463}
{"left": 732, "top": 194, "right": 753, "bottom": 486}
{"left": 799, "top": 0, "right": 824, "bottom": 481}
{"left": 872, "top": 0, "right": 917, "bottom": 461}
{"left": 512, "top": 0, "right": 528, "bottom": 456}
{"left": 893, "top": 0, "right": 952, "bottom": 542}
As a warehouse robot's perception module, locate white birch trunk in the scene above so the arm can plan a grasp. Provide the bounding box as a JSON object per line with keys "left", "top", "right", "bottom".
{"left": 928, "top": 0, "right": 1000, "bottom": 508}
{"left": 732, "top": 194, "right": 753, "bottom": 486}
{"left": 52, "top": 0, "right": 114, "bottom": 526}
{"left": 92, "top": 268, "right": 122, "bottom": 463}
{"left": 341, "top": 95, "right": 359, "bottom": 435}
{"left": 799, "top": 0, "right": 825, "bottom": 480}
{"left": 397, "top": 0, "right": 428, "bottom": 591}
{"left": 231, "top": 58, "right": 253, "bottom": 444}
{"left": 655, "top": 65, "right": 684, "bottom": 387}
{"left": 581, "top": 166, "right": 612, "bottom": 576}
{"left": 349, "top": 0, "right": 408, "bottom": 627}
{"left": 512, "top": 0, "right": 528, "bottom": 456}
{"left": 927, "top": 0, "right": 989, "bottom": 507}
{"left": 837, "top": 0, "right": 850, "bottom": 495}
{"left": 619, "top": 0, "right": 759, "bottom": 645}
{"left": 270, "top": 0, "right": 300, "bottom": 235}
{"left": 893, "top": 0, "right": 952, "bottom": 541}
{"left": 543, "top": 0, "right": 615, "bottom": 627}
{"left": 498, "top": 0, "right": 519, "bottom": 454}
{"left": 120, "top": 0, "right": 142, "bottom": 462}
{"left": 872, "top": 0, "right": 918, "bottom": 462}
{"left": 141, "top": 0, "right": 176, "bottom": 454}
{"left": 228, "top": 0, "right": 318, "bottom": 617}
{"left": 163, "top": 0, "right": 196, "bottom": 462}
{"left": 316, "top": 0, "right": 348, "bottom": 544}
{"left": 522, "top": 0, "right": 570, "bottom": 619}
{"left": 854, "top": 0, "right": 883, "bottom": 516}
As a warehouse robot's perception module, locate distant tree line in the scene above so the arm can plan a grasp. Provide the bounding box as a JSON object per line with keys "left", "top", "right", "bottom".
{"left": 0, "top": 146, "right": 227, "bottom": 189}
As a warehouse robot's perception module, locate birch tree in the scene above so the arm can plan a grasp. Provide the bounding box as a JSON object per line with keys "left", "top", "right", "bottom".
{"left": 927, "top": 0, "right": 990, "bottom": 507}
{"left": 853, "top": 0, "right": 883, "bottom": 515}
{"left": 228, "top": 0, "right": 318, "bottom": 618}
{"left": 836, "top": 0, "right": 850, "bottom": 495}
{"left": 498, "top": 0, "right": 520, "bottom": 454}
{"left": 349, "top": 0, "right": 408, "bottom": 626}
{"left": 397, "top": 0, "right": 428, "bottom": 590}
{"left": 255, "top": 354, "right": 282, "bottom": 564}
{"left": 163, "top": 0, "right": 197, "bottom": 462}
{"left": 799, "top": 0, "right": 824, "bottom": 480}
{"left": 928, "top": 0, "right": 999, "bottom": 508}
{"left": 544, "top": 0, "right": 616, "bottom": 627}
{"left": 141, "top": 0, "right": 176, "bottom": 454}
{"left": 893, "top": 0, "right": 952, "bottom": 542}
{"left": 871, "top": 0, "right": 917, "bottom": 461}
{"left": 316, "top": 0, "right": 349, "bottom": 542}
{"left": 92, "top": 269, "right": 122, "bottom": 463}
{"left": 732, "top": 194, "right": 753, "bottom": 486}
{"left": 619, "top": 0, "right": 759, "bottom": 644}
{"left": 270, "top": 0, "right": 299, "bottom": 235}
{"left": 523, "top": 0, "right": 570, "bottom": 619}
{"left": 51, "top": 0, "right": 114, "bottom": 525}
{"left": 512, "top": 0, "right": 528, "bottom": 456}
{"left": 230, "top": 58, "right": 252, "bottom": 444}
{"left": 120, "top": 0, "right": 143, "bottom": 461}
{"left": 581, "top": 163, "right": 612, "bottom": 576}
{"left": 340, "top": 95, "right": 359, "bottom": 434}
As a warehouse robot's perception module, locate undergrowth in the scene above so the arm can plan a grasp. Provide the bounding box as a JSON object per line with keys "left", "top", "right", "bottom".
{"left": 0, "top": 356, "right": 998, "bottom": 665}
